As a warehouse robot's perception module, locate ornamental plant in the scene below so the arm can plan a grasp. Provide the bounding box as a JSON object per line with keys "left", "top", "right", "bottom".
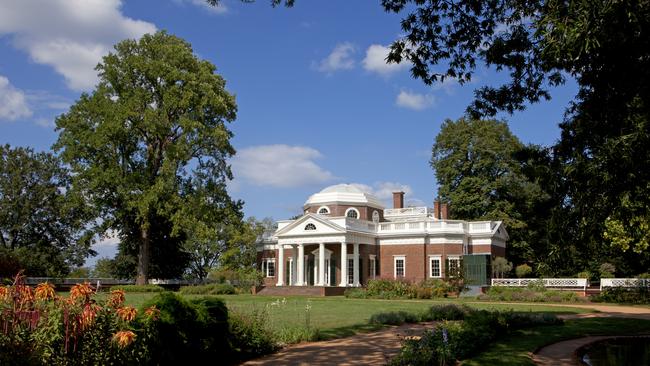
{"left": 0, "top": 272, "right": 158, "bottom": 365}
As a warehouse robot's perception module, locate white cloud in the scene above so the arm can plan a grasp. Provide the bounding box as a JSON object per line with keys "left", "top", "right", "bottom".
{"left": 0, "top": 76, "right": 32, "bottom": 121}
{"left": 174, "top": 0, "right": 228, "bottom": 14}
{"left": 313, "top": 42, "right": 356, "bottom": 73}
{"left": 0, "top": 0, "right": 156, "bottom": 91}
{"left": 362, "top": 44, "right": 410, "bottom": 76}
{"left": 351, "top": 182, "right": 413, "bottom": 202}
{"left": 396, "top": 90, "right": 435, "bottom": 111}
{"left": 232, "top": 144, "right": 336, "bottom": 188}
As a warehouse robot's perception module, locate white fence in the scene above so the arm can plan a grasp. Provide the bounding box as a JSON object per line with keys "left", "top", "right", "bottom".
{"left": 491, "top": 278, "right": 588, "bottom": 290}
{"left": 600, "top": 278, "right": 650, "bottom": 291}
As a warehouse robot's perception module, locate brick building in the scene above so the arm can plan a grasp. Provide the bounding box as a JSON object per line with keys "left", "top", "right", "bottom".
{"left": 256, "top": 184, "right": 508, "bottom": 288}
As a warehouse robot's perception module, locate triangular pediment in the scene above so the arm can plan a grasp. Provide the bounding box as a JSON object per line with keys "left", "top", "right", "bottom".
{"left": 275, "top": 214, "right": 345, "bottom": 237}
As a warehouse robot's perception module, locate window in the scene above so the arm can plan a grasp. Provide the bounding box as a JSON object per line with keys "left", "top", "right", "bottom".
{"left": 369, "top": 255, "right": 376, "bottom": 279}
{"left": 430, "top": 257, "right": 441, "bottom": 278}
{"left": 348, "top": 258, "right": 354, "bottom": 284}
{"left": 317, "top": 206, "right": 330, "bottom": 215}
{"left": 304, "top": 223, "right": 316, "bottom": 230}
{"left": 394, "top": 256, "right": 405, "bottom": 278}
{"left": 447, "top": 256, "right": 461, "bottom": 277}
{"left": 262, "top": 258, "right": 275, "bottom": 277}
{"left": 372, "top": 210, "right": 379, "bottom": 223}
{"left": 345, "top": 208, "right": 359, "bottom": 219}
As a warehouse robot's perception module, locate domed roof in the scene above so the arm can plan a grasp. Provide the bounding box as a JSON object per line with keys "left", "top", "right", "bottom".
{"left": 304, "top": 184, "right": 384, "bottom": 209}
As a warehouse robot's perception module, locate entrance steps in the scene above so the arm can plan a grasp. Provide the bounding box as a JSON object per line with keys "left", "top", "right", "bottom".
{"left": 253, "top": 286, "right": 347, "bottom": 296}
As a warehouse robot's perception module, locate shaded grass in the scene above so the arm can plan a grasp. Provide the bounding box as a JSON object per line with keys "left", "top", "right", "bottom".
{"left": 463, "top": 317, "right": 650, "bottom": 365}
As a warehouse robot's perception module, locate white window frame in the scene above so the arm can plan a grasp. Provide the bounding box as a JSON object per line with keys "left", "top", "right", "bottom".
{"left": 304, "top": 223, "right": 316, "bottom": 231}
{"left": 394, "top": 256, "right": 405, "bottom": 279}
{"left": 262, "top": 258, "right": 276, "bottom": 277}
{"left": 347, "top": 256, "right": 355, "bottom": 285}
{"left": 317, "top": 206, "right": 330, "bottom": 215}
{"left": 447, "top": 256, "right": 461, "bottom": 278}
{"left": 372, "top": 210, "right": 380, "bottom": 223}
{"left": 429, "top": 256, "right": 442, "bottom": 278}
{"left": 369, "top": 254, "right": 377, "bottom": 280}
{"left": 345, "top": 207, "right": 360, "bottom": 219}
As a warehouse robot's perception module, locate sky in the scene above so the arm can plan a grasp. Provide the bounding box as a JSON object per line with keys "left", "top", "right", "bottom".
{"left": 0, "top": 0, "right": 578, "bottom": 265}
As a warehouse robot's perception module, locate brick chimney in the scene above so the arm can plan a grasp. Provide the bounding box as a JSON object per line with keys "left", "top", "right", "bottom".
{"left": 440, "top": 203, "right": 449, "bottom": 219}
{"left": 433, "top": 200, "right": 449, "bottom": 219}
{"left": 392, "top": 191, "right": 405, "bottom": 209}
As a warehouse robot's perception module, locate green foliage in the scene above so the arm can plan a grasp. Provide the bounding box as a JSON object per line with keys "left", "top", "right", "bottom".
{"left": 228, "top": 308, "right": 278, "bottom": 358}
{"left": 343, "top": 287, "right": 367, "bottom": 299}
{"left": 592, "top": 287, "right": 650, "bottom": 305}
{"left": 491, "top": 257, "right": 512, "bottom": 279}
{"left": 426, "top": 304, "right": 471, "bottom": 321}
{"left": 141, "top": 292, "right": 234, "bottom": 364}
{"left": 346, "top": 279, "right": 458, "bottom": 299}
{"left": 369, "top": 311, "right": 420, "bottom": 326}
{"left": 365, "top": 279, "right": 416, "bottom": 299}
{"left": 0, "top": 144, "right": 94, "bottom": 276}
{"left": 179, "top": 283, "right": 236, "bottom": 295}
{"left": 515, "top": 264, "right": 532, "bottom": 278}
{"left": 54, "top": 31, "right": 240, "bottom": 284}
{"left": 390, "top": 309, "right": 562, "bottom": 365}
{"left": 110, "top": 285, "right": 165, "bottom": 293}
{"left": 68, "top": 267, "right": 91, "bottom": 278}
{"left": 92, "top": 257, "right": 117, "bottom": 278}
{"left": 479, "top": 286, "right": 584, "bottom": 303}
{"left": 207, "top": 267, "right": 264, "bottom": 291}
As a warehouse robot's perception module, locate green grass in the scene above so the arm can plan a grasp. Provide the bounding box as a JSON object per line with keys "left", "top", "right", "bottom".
{"left": 463, "top": 317, "right": 650, "bottom": 365}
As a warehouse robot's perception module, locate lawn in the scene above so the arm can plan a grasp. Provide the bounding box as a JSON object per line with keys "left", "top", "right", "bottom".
{"left": 116, "top": 292, "right": 596, "bottom": 340}
{"left": 463, "top": 317, "right": 650, "bottom": 365}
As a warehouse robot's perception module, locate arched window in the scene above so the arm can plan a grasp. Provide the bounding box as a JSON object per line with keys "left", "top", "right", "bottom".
{"left": 317, "top": 206, "right": 330, "bottom": 215}
{"left": 345, "top": 208, "right": 359, "bottom": 219}
{"left": 372, "top": 210, "right": 380, "bottom": 223}
{"left": 304, "top": 223, "right": 316, "bottom": 230}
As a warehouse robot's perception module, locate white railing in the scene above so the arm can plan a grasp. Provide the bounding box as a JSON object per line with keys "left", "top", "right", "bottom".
{"left": 491, "top": 278, "right": 588, "bottom": 290}
{"left": 384, "top": 207, "right": 430, "bottom": 217}
{"left": 469, "top": 222, "right": 492, "bottom": 232}
{"left": 600, "top": 278, "right": 650, "bottom": 290}
{"left": 344, "top": 217, "right": 374, "bottom": 232}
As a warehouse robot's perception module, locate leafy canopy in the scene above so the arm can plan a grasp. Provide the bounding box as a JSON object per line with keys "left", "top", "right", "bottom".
{"left": 54, "top": 31, "right": 239, "bottom": 283}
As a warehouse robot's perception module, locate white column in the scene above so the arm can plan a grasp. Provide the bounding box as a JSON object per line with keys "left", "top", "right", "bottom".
{"left": 297, "top": 244, "right": 305, "bottom": 286}
{"left": 277, "top": 244, "right": 285, "bottom": 286}
{"left": 353, "top": 243, "right": 360, "bottom": 287}
{"left": 292, "top": 245, "right": 299, "bottom": 286}
{"left": 339, "top": 242, "right": 348, "bottom": 287}
{"left": 317, "top": 242, "right": 325, "bottom": 286}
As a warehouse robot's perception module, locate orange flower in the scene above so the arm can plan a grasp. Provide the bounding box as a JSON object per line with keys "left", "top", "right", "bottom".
{"left": 116, "top": 306, "right": 137, "bottom": 322}
{"left": 143, "top": 305, "right": 160, "bottom": 321}
{"left": 70, "top": 282, "right": 94, "bottom": 302}
{"left": 0, "top": 286, "right": 9, "bottom": 302}
{"left": 16, "top": 285, "right": 34, "bottom": 303}
{"left": 79, "top": 303, "right": 100, "bottom": 330}
{"left": 107, "top": 290, "right": 125, "bottom": 308}
{"left": 113, "top": 330, "right": 136, "bottom": 348}
{"left": 35, "top": 282, "right": 56, "bottom": 301}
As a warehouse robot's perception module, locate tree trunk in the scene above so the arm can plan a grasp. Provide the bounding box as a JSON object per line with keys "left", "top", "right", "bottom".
{"left": 136, "top": 224, "right": 151, "bottom": 285}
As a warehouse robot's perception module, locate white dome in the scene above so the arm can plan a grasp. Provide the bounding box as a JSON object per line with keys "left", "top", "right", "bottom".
{"left": 304, "top": 184, "right": 384, "bottom": 209}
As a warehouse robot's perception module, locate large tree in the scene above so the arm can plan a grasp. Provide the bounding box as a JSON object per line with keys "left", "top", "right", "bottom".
{"left": 54, "top": 31, "right": 239, "bottom": 284}
{"left": 0, "top": 144, "right": 94, "bottom": 276}
{"left": 431, "top": 118, "right": 546, "bottom": 265}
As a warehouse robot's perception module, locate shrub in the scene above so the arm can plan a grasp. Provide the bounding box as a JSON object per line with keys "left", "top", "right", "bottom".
{"left": 390, "top": 309, "right": 562, "bottom": 365}
{"left": 515, "top": 264, "right": 532, "bottom": 278}
{"left": 179, "top": 283, "right": 236, "bottom": 295}
{"left": 229, "top": 308, "right": 278, "bottom": 358}
{"left": 593, "top": 287, "right": 650, "bottom": 304}
{"left": 425, "top": 304, "right": 471, "bottom": 321}
{"left": 599, "top": 263, "right": 616, "bottom": 278}
{"left": 366, "top": 279, "right": 416, "bottom": 299}
{"left": 111, "top": 284, "right": 165, "bottom": 292}
{"left": 142, "top": 292, "right": 235, "bottom": 364}
{"left": 343, "top": 287, "right": 367, "bottom": 298}
{"left": 369, "top": 311, "right": 421, "bottom": 325}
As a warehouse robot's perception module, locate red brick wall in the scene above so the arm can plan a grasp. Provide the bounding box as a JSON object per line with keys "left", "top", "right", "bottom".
{"left": 379, "top": 244, "right": 427, "bottom": 282}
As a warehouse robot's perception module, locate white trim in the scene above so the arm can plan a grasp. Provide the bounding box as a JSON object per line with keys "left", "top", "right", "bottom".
{"left": 429, "top": 255, "right": 442, "bottom": 278}
{"left": 345, "top": 207, "right": 360, "bottom": 219}
{"left": 372, "top": 210, "right": 380, "bottom": 223}
{"left": 369, "top": 254, "right": 377, "bottom": 280}
{"left": 317, "top": 206, "right": 330, "bottom": 215}
{"left": 393, "top": 255, "right": 406, "bottom": 279}
{"left": 262, "top": 257, "right": 276, "bottom": 278}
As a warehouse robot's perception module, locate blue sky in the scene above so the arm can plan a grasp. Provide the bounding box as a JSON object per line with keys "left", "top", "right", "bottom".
{"left": 0, "top": 0, "right": 577, "bottom": 264}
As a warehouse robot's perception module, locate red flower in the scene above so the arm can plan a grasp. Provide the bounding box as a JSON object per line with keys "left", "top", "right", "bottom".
{"left": 113, "top": 330, "right": 136, "bottom": 348}
{"left": 116, "top": 306, "right": 137, "bottom": 322}
{"left": 35, "top": 283, "right": 56, "bottom": 301}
